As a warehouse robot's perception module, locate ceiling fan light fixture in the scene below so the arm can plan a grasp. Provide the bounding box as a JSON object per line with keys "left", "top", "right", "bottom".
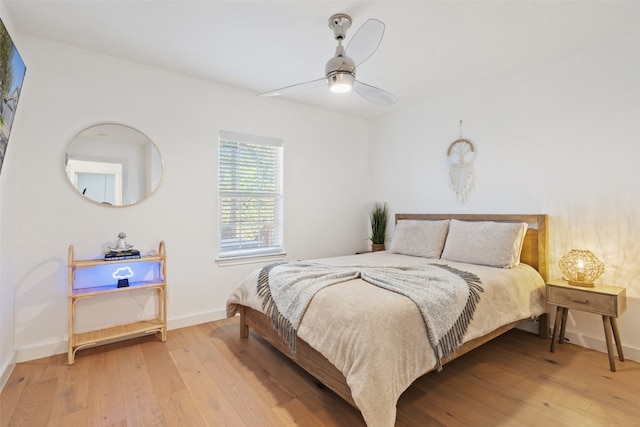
{"left": 328, "top": 72, "right": 354, "bottom": 93}
{"left": 258, "top": 13, "right": 396, "bottom": 104}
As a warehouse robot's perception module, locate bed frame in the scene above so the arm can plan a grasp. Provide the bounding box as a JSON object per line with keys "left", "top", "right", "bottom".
{"left": 238, "top": 213, "right": 549, "bottom": 408}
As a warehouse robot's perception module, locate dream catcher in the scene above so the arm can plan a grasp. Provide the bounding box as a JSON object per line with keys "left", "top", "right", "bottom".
{"left": 447, "top": 120, "right": 477, "bottom": 203}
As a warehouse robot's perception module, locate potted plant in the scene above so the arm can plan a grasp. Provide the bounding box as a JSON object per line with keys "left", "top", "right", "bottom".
{"left": 369, "top": 202, "right": 388, "bottom": 252}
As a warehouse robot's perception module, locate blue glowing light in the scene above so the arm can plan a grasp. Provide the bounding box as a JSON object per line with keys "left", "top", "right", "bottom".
{"left": 74, "top": 261, "right": 162, "bottom": 289}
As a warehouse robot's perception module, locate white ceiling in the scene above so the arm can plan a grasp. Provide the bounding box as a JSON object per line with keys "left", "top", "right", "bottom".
{"left": 5, "top": 0, "right": 640, "bottom": 120}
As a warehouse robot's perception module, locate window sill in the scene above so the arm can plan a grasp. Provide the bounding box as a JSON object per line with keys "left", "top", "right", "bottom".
{"left": 215, "top": 252, "right": 286, "bottom": 267}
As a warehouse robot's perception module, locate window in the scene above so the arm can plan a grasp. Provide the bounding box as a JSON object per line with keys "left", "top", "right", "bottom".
{"left": 218, "top": 131, "right": 284, "bottom": 260}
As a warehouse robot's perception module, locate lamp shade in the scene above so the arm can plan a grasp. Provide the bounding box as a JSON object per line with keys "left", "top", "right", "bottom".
{"left": 558, "top": 249, "right": 605, "bottom": 287}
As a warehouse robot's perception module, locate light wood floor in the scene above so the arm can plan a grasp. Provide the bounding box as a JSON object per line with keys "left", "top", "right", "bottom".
{"left": 2, "top": 316, "right": 639, "bottom": 426}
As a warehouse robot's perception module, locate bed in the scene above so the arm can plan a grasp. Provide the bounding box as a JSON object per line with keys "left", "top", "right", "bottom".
{"left": 226, "top": 213, "right": 549, "bottom": 427}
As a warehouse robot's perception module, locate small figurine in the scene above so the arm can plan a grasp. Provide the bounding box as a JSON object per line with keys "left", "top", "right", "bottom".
{"left": 111, "top": 232, "right": 133, "bottom": 252}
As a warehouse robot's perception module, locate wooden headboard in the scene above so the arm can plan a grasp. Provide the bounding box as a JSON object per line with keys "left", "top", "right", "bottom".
{"left": 395, "top": 213, "right": 548, "bottom": 281}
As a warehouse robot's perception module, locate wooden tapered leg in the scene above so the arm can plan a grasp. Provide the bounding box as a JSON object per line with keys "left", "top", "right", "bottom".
{"left": 602, "top": 315, "right": 616, "bottom": 372}
{"left": 610, "top": 317, "right": 625, "bottom": 362}
{"left": 559, "top": 307, "right": 569, "bottom": 344}
{"left": 550, "top": 306, "right": 564, "bottom": 352}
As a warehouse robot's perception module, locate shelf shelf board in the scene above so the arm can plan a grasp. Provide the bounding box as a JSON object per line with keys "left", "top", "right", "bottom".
{"left": 71, "top": 281, "right": 165, "bottom": 297}
{"left": 72, "top": 254, "right": 163, "bottom": 268}
{"left": 72, "top": 319, "right": 165, "bottom": 348}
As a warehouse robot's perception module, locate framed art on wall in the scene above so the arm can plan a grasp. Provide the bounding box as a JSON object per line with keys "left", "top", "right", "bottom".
{"left": 0, "top": 18, "right": 27, "bottom": 174}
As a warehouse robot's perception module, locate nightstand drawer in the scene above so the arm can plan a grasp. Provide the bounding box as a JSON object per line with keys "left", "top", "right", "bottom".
{"left": 547, "top": 286, "right": 620, "bottom": 317}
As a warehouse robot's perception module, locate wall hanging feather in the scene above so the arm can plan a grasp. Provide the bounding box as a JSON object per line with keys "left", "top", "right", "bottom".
{"left": 447, "top": 120, "right": 477, "bottom": 204}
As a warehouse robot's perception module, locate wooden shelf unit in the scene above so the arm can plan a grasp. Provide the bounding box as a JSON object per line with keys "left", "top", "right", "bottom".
{"left": 68, "top": 241, "right": 167, "bottom": 365}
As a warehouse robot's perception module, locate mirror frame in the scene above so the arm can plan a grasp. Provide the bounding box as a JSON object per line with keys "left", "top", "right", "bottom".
{"left": 64, "top": 123, "right": 163, "bottom": 207}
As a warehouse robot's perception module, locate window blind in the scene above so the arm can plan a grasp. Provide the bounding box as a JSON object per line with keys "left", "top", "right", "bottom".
{"left": 218, "top": 131, "right": 284, "bottom": 258}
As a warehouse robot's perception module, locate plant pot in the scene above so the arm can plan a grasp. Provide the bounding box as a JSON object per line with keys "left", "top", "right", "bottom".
{"left": 371, "top": 243, "right": 385, "bottom": 252}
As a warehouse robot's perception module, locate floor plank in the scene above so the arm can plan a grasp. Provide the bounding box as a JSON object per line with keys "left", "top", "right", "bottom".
{"left": 115, "top": 342, "right": 166, "bottom": 426}
{"left": 168, "top": 338, "right": 247, "bottom": 426}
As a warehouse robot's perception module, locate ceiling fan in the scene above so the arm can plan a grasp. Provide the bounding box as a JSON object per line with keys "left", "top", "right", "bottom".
{"left": 258, "top": 13, "right": 397, "bottom": 105}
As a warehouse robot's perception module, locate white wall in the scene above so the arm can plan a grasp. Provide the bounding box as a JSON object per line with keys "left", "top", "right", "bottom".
{"left": 369, "top": 32, "right": 640, "bottom": 360}
{"left": 2, "top": 35, "right": 370, "bottom": 362}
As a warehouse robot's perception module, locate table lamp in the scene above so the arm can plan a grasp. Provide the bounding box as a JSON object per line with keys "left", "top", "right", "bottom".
{"left": 558, "top": 249, "right": 605, "bottom": 287}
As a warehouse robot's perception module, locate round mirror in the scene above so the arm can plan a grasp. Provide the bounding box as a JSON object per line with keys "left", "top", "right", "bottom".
{"left": 64, "top": 124, "right": 163, "bottom": 206}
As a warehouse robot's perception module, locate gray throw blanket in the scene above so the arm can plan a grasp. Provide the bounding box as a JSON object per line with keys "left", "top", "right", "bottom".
{"left": 257, "top": 262, "right": 483, "bottom": 370}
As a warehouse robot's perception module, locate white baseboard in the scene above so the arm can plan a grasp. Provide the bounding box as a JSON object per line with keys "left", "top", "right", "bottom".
{"left": 14, "top": 309, "right": 228, "bottom": 363}
{"left": 518, "top": 318, "right": 640, "bottom": 363}
{"left": 0, "top": 351, "right": 16, "bottom": 392}
{"left": 167, "top": 309, "right": 227, "bottom": 330}
{"left": 16, "top": 340, "right": 67, "bottom": 363}
{"left": 562, "top": 330, "right": 640, "bottom": 363}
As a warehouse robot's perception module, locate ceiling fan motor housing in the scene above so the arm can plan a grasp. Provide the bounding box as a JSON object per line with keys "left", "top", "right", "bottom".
{"left": 325, "top": 53, "right": 355, "bottom": 77}
{"left": 325, "top": 51, "right": 356, "bottom": 92}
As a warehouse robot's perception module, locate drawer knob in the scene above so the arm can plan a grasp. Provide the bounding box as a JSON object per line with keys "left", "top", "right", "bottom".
{"left": 571, "top": 299, "right": 589, "bottom": 305}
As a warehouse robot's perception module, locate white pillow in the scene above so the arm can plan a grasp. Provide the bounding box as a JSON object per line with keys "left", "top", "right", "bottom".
{"left": 389, "top": 220, "right": 450, "bottom": 258}
{"left": 440, "top": 219, "right": 528, "bottom": 268}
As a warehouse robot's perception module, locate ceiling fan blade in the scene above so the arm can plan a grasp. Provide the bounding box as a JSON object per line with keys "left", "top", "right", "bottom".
{"left": 353, "top": 80, "right": 398, "bottom": 105}
{"left": 345, "top": 19, "right": 385, "bottom": 68}
{"left": 258, "top": 77, "right": 327, "bottom": 97}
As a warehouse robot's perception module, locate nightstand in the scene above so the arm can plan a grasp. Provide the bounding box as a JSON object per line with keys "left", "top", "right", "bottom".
{"left": 547, "top": 279, "right": 626, "bottom": 371}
